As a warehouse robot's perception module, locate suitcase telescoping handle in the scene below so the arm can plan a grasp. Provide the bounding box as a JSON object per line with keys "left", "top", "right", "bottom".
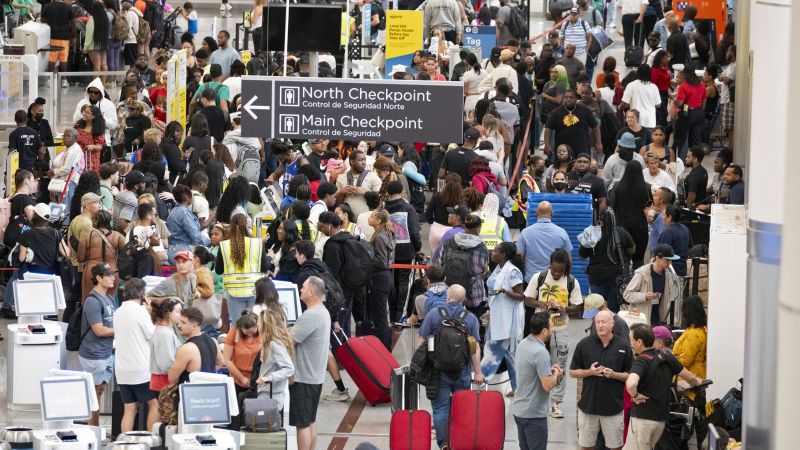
{"left": 331, "top": 328, "right": 349, "bottom": 346}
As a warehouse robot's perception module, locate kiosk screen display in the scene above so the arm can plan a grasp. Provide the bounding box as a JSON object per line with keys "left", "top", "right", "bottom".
{"left": 41, "top": 378, "right": 92, "bottom": 421}
{"left": 181, "top": 383, "right": 230, "bottom": 425}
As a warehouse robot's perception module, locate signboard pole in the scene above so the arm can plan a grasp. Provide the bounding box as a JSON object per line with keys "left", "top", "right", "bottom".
{"left": 344, "top": 12, "right": 352, "bottom": 78}
{"left": 283, "top": 0, "right": 289, "bottom": 76}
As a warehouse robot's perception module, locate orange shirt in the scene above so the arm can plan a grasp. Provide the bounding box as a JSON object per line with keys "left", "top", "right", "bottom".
{"left": 595, "top": 71, "right": 621, "bottom": 89}
{"left": 224, "top": 328, "right": 262, "bottom": 386}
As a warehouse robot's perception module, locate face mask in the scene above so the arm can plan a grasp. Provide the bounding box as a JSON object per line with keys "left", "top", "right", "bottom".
{"left": 535, "top": 168, "right": 545, "bottom": 177}
{"left": 34, "top": 113, "right": 43, "bottom": 121}
{"left": 553, "top": 182, "right": 567, "bottom": 191}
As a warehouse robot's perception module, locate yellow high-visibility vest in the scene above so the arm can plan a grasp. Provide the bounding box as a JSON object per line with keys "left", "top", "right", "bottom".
{"left": 297, "top": 221, "right": 320, "bottom": 244}
{"left": 479, "top": 216, "right": 506, "bottom": 251}
{"left": 220, "top": 237, "right": 263, "bottom": 297}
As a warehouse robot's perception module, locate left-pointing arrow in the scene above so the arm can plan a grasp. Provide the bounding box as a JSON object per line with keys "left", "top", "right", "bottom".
{"left": 243, "top": 95, "right": 271, "bottom": 120}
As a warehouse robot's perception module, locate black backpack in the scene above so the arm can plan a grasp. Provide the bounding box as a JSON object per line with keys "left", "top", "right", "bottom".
{"left": 116, "top": 238, "right": 141, "bottom": 282}
{"left": 65, "top": 297, "right": 90, "bottom": 351}
{"left": 316, "top": 269, "right": 346, "bottom": 321}
{"left": 441, "top": 239, "right": 476, "bottom": 299}
{"left": 506, "top": 5, "right": 529, "bottom": 39}
{"left": 339, "top": 237, "right": 375, "bottom": 290}
{"left": 431, "top": 308, "right": 471, "bottom": 372}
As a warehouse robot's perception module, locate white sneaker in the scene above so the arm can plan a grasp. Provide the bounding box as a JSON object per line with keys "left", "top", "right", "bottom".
{"left": 61, "top": 78, "right": 69, "bottom": 88}
{"left": 609, "top": 23, "right": 616, "bottom": 29}
{"left": 550, "top": 402, "right": 564, "bottom": 418}
{"left": 322, "top": 387, "right": 351, "bottom": 402}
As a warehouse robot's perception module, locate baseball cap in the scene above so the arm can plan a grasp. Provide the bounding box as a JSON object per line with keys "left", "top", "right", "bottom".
{"left": 569, "top": 6, "right": 579, "bottom": 14}
{"left": 500, "top": 49, "right": 515, "bottom": 61}
{"left": 388, "top": 64, "right": 407, "bottom": 76}
{"left": 575, "top": 152, "right": 592, "bottom": 161}
{"left": 582, "top": 293, "right": 605, "bottom": 319}
{"left": 464, "top": 127, "right": 480, "bottom": 141}
{"left": 126, "top": 170, "right": 148, "bottom": 187}
{"left": 378, "top": 143, "right": 398, "bottom": 157}
{"left": 91, "top": 262, "right": 117, "bottom": 278}
{"left": 490, "top": 47, "right": 502, "bottom": 59}
{"left": 653, "top": 243, "right": 680, "bottom": 260}
{"left": 307, "top": 139, "right": 320, "bottom": 144}
{"left": 81, "top": 192, "right": 102, "bottom": 208}
{"left": 617, "top": 132, "right": 637, "bottom": 149}
{"left": 174, "top": 250, "right": 192, "bottom": 261}
{"left": 653, "top": 326, "right": 672, "bottom": 341}
{"left": 33, "top": 203, "right": 51, "bottom": 221}
{"left": 446, "top": 204, "right": 470, "bottom": 220}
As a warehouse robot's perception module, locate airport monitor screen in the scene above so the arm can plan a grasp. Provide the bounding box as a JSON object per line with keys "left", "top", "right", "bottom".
{"left": 262, "top": 5, "right": 342, "bottom": 53}
{"left": 41, "top": 378, "right": 92, "bottom": 422}
{"left": 181, "top": 383, "right": 231, "bottom": 425}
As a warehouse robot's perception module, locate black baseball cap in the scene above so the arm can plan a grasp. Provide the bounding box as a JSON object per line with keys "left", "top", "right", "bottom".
{"left": 653, "top": 244, "right": 680, "bottom": 260}
{"left": 91, "top": 262, "right": 117, "bottom": 278}
{"left": 378, "top": 144, "right": 397, "bottom": 157}
{"left": 446, "top": 204, "right": 470, "bottom": 220}
{"left": 464, "top": 127, "right": 480, "bottom": 141}
{"left": 490, "top": 47, "right": 502, "bottom": 59}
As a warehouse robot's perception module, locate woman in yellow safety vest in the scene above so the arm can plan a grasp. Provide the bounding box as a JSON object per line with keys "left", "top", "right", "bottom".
{"left": 479, "top": 193, "right": 512, "bottom": 251}
{"left": 215, "top": 213, "right": 271, "bottom": 324}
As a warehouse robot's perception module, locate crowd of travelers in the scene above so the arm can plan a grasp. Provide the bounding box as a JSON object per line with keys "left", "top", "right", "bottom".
{"left": 0, "top": 0, "right": 745, "bottom": 448}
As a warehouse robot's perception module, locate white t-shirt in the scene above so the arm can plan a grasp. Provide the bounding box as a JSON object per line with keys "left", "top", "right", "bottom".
{"left": 191, "top": 190, "right": 210, "bottom": 221}
{"left": 598, "top": 87, "right": 616, "bottom": 109}
{"left": 523, "top": 270, "right": 583, "bottom": 332}
{"left": 719, "top": 62, "right": 736, "bottom": 104}
{"left": 621, "top": 80, "right": 662, "bottom": 128}
{"left": 113, "top": 301, "right": 156, "bottom": 385}
{"left": 642, "top": 168, "right": 676, "bottom": 193}
{"left": 619, "top": 0, "right": 647, "bottom": 16}
{"left": 223, "top": 77, "right": 242, "bottom": 101}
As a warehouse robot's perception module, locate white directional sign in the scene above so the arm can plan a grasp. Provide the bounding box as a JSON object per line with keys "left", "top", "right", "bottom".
{"left": 241, "top": 76, "right": 465, "bottom": 143}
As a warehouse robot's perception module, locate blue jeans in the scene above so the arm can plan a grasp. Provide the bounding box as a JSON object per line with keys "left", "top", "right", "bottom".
{"left": 480, "top": 338, "right": 517, "bottom": 389}
{"left": 226, "top": 293, "right": 256, "bottom": 325}
{"left": 590, "top": 282, "right": 619, "bottom": 313}
{"left": 431, "top": 371, "right": 471, "bottom": 448}
{"left": 585, "top": 54, "right": 597, "bottom": 82}
{"left": 515, "top": 416, "right": 548, "bottom": 450}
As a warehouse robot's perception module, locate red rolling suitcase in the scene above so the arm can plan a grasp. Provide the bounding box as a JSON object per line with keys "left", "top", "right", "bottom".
{"left": 390, "top": 409, "right": 432, "bottom": 450}
{"left": 334, "top": 333, "right": 400, "bottom": 406}
{"left": 448, "top": 387, "right": 506, "bottom": 450}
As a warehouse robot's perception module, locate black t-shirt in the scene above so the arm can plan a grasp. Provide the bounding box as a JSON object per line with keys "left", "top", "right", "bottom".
{"left": 651, "top": 267, "right": 665, "bottom": 294}
{"left": 10, "top": 193, "right": 35, "bottom": 221}
{"left": 41, "top": 2, "right": 75, "bottom": 40}
{"left": 441, "top": 147, "right": 478, "bottom": 187}
{"left": 306, "top": 152, "right": 326, "bottom": 177}
{"left": 567, "top": 171, "right": 607, "bottom": 207}
{"left": 569, "top": 334, "right": 633, "bottom": 416}
{"left": 579, "top": 226, "right": 635, "bottom": 285}
{"left": 18, "top": 227, "right": 60, "bottom": 272}
{"left": 546, "top": 104, "right": 598, "bottom": 154}
{"left": 630, "top": 349, "right": 684, "bottom": 421}
{"left": 683, "top": 165, "right": 708, "bottom": 205}
{"left": 616, "top": 126, "right": 652, "bottom": 149}
{"left": 533, "top": 57, "right": 556, "bottom": 93}
{"left": 123, "top": 115, "right": 152, "bottom": 153}
{"left": 351, "top": 2, "right": 385, "bottom": 32}
{"left": 200, "top": 106, "right": 231, "bottom": 143}
{"left": 10, "top": 126, "right": 42, "bottom": 171}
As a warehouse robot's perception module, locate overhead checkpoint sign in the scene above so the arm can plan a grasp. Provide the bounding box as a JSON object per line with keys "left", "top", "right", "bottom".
{"left": 240, "top": 76, "right": 465, "bottom": 143}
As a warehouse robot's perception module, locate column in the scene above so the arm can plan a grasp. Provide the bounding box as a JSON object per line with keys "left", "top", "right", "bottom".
{"left": 743, "top": 0, "right": 791, "bottom": 449}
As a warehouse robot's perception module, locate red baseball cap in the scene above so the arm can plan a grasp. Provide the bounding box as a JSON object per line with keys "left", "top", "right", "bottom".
{"left": 174, "top": 250, "right": 192, "bottom": 261}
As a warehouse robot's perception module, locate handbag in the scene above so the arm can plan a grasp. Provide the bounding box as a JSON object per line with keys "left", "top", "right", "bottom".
{"left": 48, "top": 177, "right": 67, "bottom": 194}
{"left": 242, "top": 383, "right": 282, "bottom": 432}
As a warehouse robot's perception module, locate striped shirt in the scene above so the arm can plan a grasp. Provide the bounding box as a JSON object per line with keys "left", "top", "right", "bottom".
{"left": 561, "top": 19, "right": 590, "bottom": 55}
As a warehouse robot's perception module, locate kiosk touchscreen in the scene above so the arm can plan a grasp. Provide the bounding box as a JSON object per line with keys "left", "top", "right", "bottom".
{"left": 180, "top": 383, "right": 230, "bottom": 426}
{"left": 40, "top": 377, "right": 92, "bottom": 422}
{"left": 33, "top": 376, "right": 99, "bottom": 450}
{"left": 13, "top": 279, "right": 59, "bottom": 316}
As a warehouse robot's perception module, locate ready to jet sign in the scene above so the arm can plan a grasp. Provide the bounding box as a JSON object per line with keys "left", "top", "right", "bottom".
{"left": 240, "top": 76, "right": 464, "bottom": 143}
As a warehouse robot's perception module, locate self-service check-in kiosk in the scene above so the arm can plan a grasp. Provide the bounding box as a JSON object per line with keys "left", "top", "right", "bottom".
{"left": 32, "top": 372, "right": 100, "bottom": 450}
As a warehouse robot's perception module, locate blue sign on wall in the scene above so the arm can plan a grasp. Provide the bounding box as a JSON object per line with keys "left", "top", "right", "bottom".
{"left": 463, "top": 26, "right": 496, "bottom": 61}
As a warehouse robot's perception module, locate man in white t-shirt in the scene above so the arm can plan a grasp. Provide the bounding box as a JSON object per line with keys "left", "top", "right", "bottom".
{"left": 523, "top": 248, "right": 583, "bottom": 419}
{"left": 113, "top": 278, "right": 157, "bottom": 432}
{"left": 190, "top": 170, "right": 210, "bottom": 228}
{"left": 621, "top": 64, "right": 661, "bottom": 128}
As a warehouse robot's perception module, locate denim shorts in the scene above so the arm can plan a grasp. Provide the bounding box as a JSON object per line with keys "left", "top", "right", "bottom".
{"left": 78, "top": 355, "right": 114, "bottom": 385}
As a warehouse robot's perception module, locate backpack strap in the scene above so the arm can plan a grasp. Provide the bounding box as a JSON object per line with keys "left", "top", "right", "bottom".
{"left": 355, "top": 170, "right": 368, "bottom": 187}
{"left": 437, "top": 307, "right": 447, "bottom": 320}
{"left": 536, "top": 270, "right": 548, "bottom": 291}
